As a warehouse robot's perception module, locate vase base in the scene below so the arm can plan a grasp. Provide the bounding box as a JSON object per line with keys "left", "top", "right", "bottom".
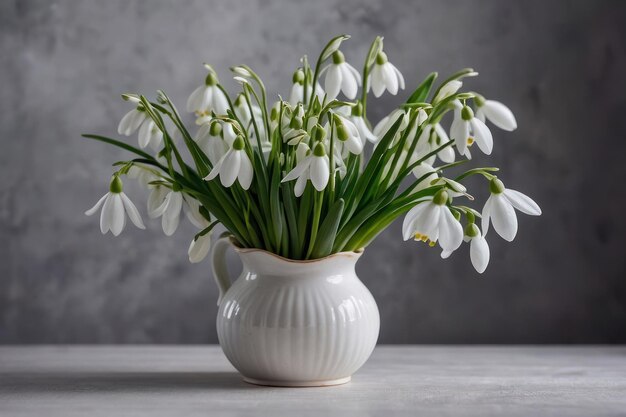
{"left": 242, "top": 376, "right": 351, "bottom": 387}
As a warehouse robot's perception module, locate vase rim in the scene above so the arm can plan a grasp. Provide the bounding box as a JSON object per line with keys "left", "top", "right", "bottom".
{"left": 226, "top": 236, "right": 364, "bottom": 264}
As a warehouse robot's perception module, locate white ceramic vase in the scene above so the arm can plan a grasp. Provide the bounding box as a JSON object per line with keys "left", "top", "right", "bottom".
{"left": 211, "top": 236, "right": 380, "bottom": 387}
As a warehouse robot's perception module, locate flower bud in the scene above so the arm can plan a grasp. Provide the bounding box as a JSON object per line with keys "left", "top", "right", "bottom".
{"left": 433, "top": 189, "right": 449, "bottom": 205}
{"left": 351, "top": 102, "right": 363, "bottom": 117}
{"left": 292, "top": 69, "right": 305, "bottom": 85}
{"left": 336, "top": 123, "right": 349, "bottom": 142}
{"left": 109, "top": 175, "right": 123, "bottom": 194}
{"left": 232, "top": 135, "right": 245, "bottom": 150}
{"left": 205, "top": 72, "right": 218, "bottom": 86}
{"left": 489, "top": 178, "right": 505, "bottom": 194}
{"left": 332, "top": 50, "right": 345, "bottom": 65}
{"left": 313, "top": 142, "right": 327, "bottom": 157}
{"left": 311, "top": 124, "right": 326, "bottom": 142}
{"left": 464, "top": 222, "right": 479, "bottom": 238}
{"left": 375, "top": 51, "right": 388, "bottom": 65}
{"left": 461, "top": 105, "right": 474, "bottom": 121}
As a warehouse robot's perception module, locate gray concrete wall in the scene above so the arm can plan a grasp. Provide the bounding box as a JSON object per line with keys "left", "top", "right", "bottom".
{"left": 1, "top": 0, "right": 625, "bottom": 343}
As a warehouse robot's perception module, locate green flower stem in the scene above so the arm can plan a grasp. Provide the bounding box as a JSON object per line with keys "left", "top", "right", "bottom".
{"left": 305, "top": 191, "right": 324, "bottom": 259}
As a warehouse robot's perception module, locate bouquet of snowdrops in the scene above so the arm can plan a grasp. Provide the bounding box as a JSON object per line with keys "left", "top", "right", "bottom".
{"left": 84, "top": 35, "right": 541, "bottom": 273}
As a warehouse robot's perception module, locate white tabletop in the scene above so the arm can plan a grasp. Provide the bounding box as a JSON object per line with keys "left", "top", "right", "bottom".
{"left": 1, "top": 345, "right": 625, "bottom": 416}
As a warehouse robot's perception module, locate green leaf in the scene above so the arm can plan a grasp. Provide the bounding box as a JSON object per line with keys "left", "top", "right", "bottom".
{"left": 310, "top": 198, "right": 344, "bottom": 259}
{"left": 82, "top": 134, "right": 154, "bottom": 160}
{"left": 406, "top": 72, "right": 437, "bottom": 104}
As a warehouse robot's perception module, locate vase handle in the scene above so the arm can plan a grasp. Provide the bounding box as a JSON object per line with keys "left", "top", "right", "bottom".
{"left": 211, "top": 236, "right": 234, "bottom": 306}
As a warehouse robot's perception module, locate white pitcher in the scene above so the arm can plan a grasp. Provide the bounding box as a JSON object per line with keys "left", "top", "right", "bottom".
{"left": 212, "top": 236, "right": 380, "bottom": 387}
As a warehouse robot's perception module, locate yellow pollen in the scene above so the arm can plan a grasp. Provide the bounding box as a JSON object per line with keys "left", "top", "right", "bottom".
{"left": 428, "top": 241, "right": 436, "bottom": 247}
{"left": 467, "top": 137, "right": 474, "bottom": 146}
{"left": 414, "top": 233, "right": 422, "bottom": 240}
{"left": 420, "top": 235, "right": 428, "bottom": 242}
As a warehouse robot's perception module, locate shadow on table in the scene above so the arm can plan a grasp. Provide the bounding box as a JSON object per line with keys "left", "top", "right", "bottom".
{"left": 0, "top": 371, "right": 258, "bottom": 393}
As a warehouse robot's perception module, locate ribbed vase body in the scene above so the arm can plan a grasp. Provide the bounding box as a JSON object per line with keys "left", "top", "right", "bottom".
{"left": 216, "top": 248, "right": 380, "bottom": 387}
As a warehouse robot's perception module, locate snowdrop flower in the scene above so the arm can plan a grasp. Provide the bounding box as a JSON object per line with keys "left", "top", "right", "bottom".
{"left": 151, "top": 187, "right": 184, "bottom": 236}
{"left": 349, "top": 103, "right": 377, "bottom": 143}
{"left": 183, "top": 196, "right": 210, "bottom": 230}
{"left": 411, "top": 163, "right": 439, "bottom": 192}
{"left": 368, "top": 51, "right": 405, "bottom": 97}
{"left": 137, "top": 119, "right": 163, "bottom": 150}
{"left": 332, "top": 113, "right": 364, "bottom": 155}
{"left": 433, "top": 80, "right": 463, "bottom": 103}
{"left": 233, "top": 94, "right": 266, "bottom": 141}
{"left": 186, "top": 72, "right": 229, "bottom": 115}
{"left": 322, "top": 51, "right": 362, "bottom": 100}
{"left": 450, "top": 104, "right": 493, "bottom": 157}
{"left": 281, "top": 142, "right": 330, "bottom": 197}
{"left": 373, "top": 109, "right": 410, "bottom": 144}
{"left": 415, "top": 122, "right": 456, "bottom": 164}
{"left": 474, "top": 96, "right": 517, "bottom": 131}
{"left": 482, "top": 178, "right": 541, "bottom": 242}
{"left": 85, "top": 176, "right": 145, "bottom": 236}
{"left": 465, "top": 223, "right": 490, "bottom": 274}
{"left": 289, "top": 69, "right": 324, "bottom": 106}
{"left": 188, "top": 233, "right": 213, "bottom": 263}
{"left": 402, "top": 189, "right": 463, "bottom": 254}
{"left": 194, "top": 120, "right": 228, "bottom": 164}
{"left": 118, "top": 99, "right": 148, "bottom": 137}
{"left": 204, "top": 135, "right": 253, "bottom": 190}
{"left": 127, "top": 165, "right": 158, "bottom": 188}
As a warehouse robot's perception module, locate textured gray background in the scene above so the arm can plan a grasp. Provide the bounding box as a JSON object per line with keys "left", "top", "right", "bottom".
{"left": 1, "top": 0, "right": 625, "bottom": 344}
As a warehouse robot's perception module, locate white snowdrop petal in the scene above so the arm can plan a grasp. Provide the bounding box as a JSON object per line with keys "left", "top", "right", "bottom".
{"left": 345, "top": 63, "right": 362, "bottom": 85}
{"left": 412, "top": 203, "right": 441, "bottom": 240}
{"left": 340, "top": 64, "right": 358, "bottom": 100}
{"left": 470, "top": 236, "right": 490, "bottom": 273}
{"left": 373, "top": 115, "right": 390, "bottom": 138}
{"left": 483, "top": 100, "right": 517, "bottom": 131}
{"left": 137, "top": 119, "right": 153, "bottom": 149}
{"left": 109, "top": 194, "right": 126, "bottom": 237}
{"left": 371, "top": 66, "right": 386, "bottom": 98}
{"left": 310, "top": 155, "right": 330, "bottom": 191}
{"left": 438, "top": 144, "right": 456, "bottom": 163}
{"left": 212, "top": 88, "right": 229, "bottom": 115}
{"left": 470, "top": 118, "right": 493, "bottom": 155}
{"left": 238, "top": 152, "right": 254, "bottom": 190}
{"left": 382, "top": 63, "right": 399, "bottom": 95}
{"left": 475, "top": 108, "right": 486, "bottom": 123}
{"left": 325, "top": 65, "right": 342, "bottom": 100}
{"left": 402, "top": 203, "right": 429, "bottom": 241}
{"left": 120, "top": 192, "right": 145, "bottom": 229}
{"left": 186, "top": 86, "right": 205, "bottom": 112}
{"left": 220, "top": 151, "right": 240, "bottom": 188}
{"left": 188, "top": 234, "right": 212, "bottom": 263}
{"left": 289, "top": 83, "right": 303, "bottom": 106}
{"left": 438, "top": 207, "right": 464, "bottom": 252}
{"left": 117, "top": 110, "right": 136, "bottom": 136}
{"left": 147, "top": 187, "right": 168, "bottom": 218}
{"left": 162, "top": 192, "right": 183, "bottom": 236}
{"left": 85, "top": 194, "right": 108, "bottom": 216}
{"left": 481, "top": 196, "right": 493, "bottom": 236}
{"left": 294, "top": 170, "right": 309, "bottom": 197}
{"left": 100, "top": 194, "right": 114, "bottom": 234}
{"left": 490, "top": 195, "right": 518, "bottom": 242}
{"left": 391, "top": 63, "right": 405, "bottom": 90}
{"left": 450, "top": 119, "right": 469, "bottom": 155}
{"left": 205, "top": 151, "right": 228, "bottom": 181}
{"left": 503, "top": 189, "right": 542, "bottom": 216}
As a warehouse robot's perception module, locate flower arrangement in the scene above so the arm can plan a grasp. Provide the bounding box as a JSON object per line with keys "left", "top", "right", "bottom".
{"left": 84, "top": 35, "right": 541, "bottom": 273}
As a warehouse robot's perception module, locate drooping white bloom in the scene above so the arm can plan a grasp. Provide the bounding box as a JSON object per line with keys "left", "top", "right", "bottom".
{"left": 322, "top": 51, "right": 362, "bottom": 100}
{"left": 118, "top": 100, "right": 148, "bottom": 137}
{"left": 188, "top": 233, "right": 213, "bottom": 263}
{"left": 194, "top": 120, "right": 228, "bottom": 164}
{"left": 204, "top": 135, "right": 253, "bottom": 190}
{"left": 411, "top": 163, "right": 439, "bottom": 193}
{"left": 433, "top": 80, "right": 462, "bottom": 103}
{"left": 186, "top": 72, "right": 229, "bottom": 115}
{"left": 450, "top": 104, "right": 493, "bottom": 157}
{"left": 332, "top": 113, "right": 364, "bottom": 155}
{"left": 442, "top": 223, "right": 490, "bottom": 273}
{"left": 373, "top": 109, "right": 410, "bottom": 144}
{"left": 289, "top": 69, "right": 324, "bottom": 106}
{"left": 415, "top": 122, "right": 456, "bottom": 164}
{"left": 481, "top": 178, "right": 541, "bottom": 242}
{"left": 346, "top": 103, "right": 376, "bottom": 143}
{"left": 402, "top": 189, "right": 464, "bottom": 254}
{"left": 281, "top": 142, "right": 330, "bottom": 197}
{"left": 85, "top": 176, "right": 145, "bottom": 236}
{"left": 137, "top": 119, "right": 163, "bottom": 150}
{"left": 151, "top": 188, "right": 184, "bottom": 236}
{"left": 368, "top": 51, "right": 405, "bottom": 97}
{"left": 475, "top": 97, "right": 517, "bottom": 131}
